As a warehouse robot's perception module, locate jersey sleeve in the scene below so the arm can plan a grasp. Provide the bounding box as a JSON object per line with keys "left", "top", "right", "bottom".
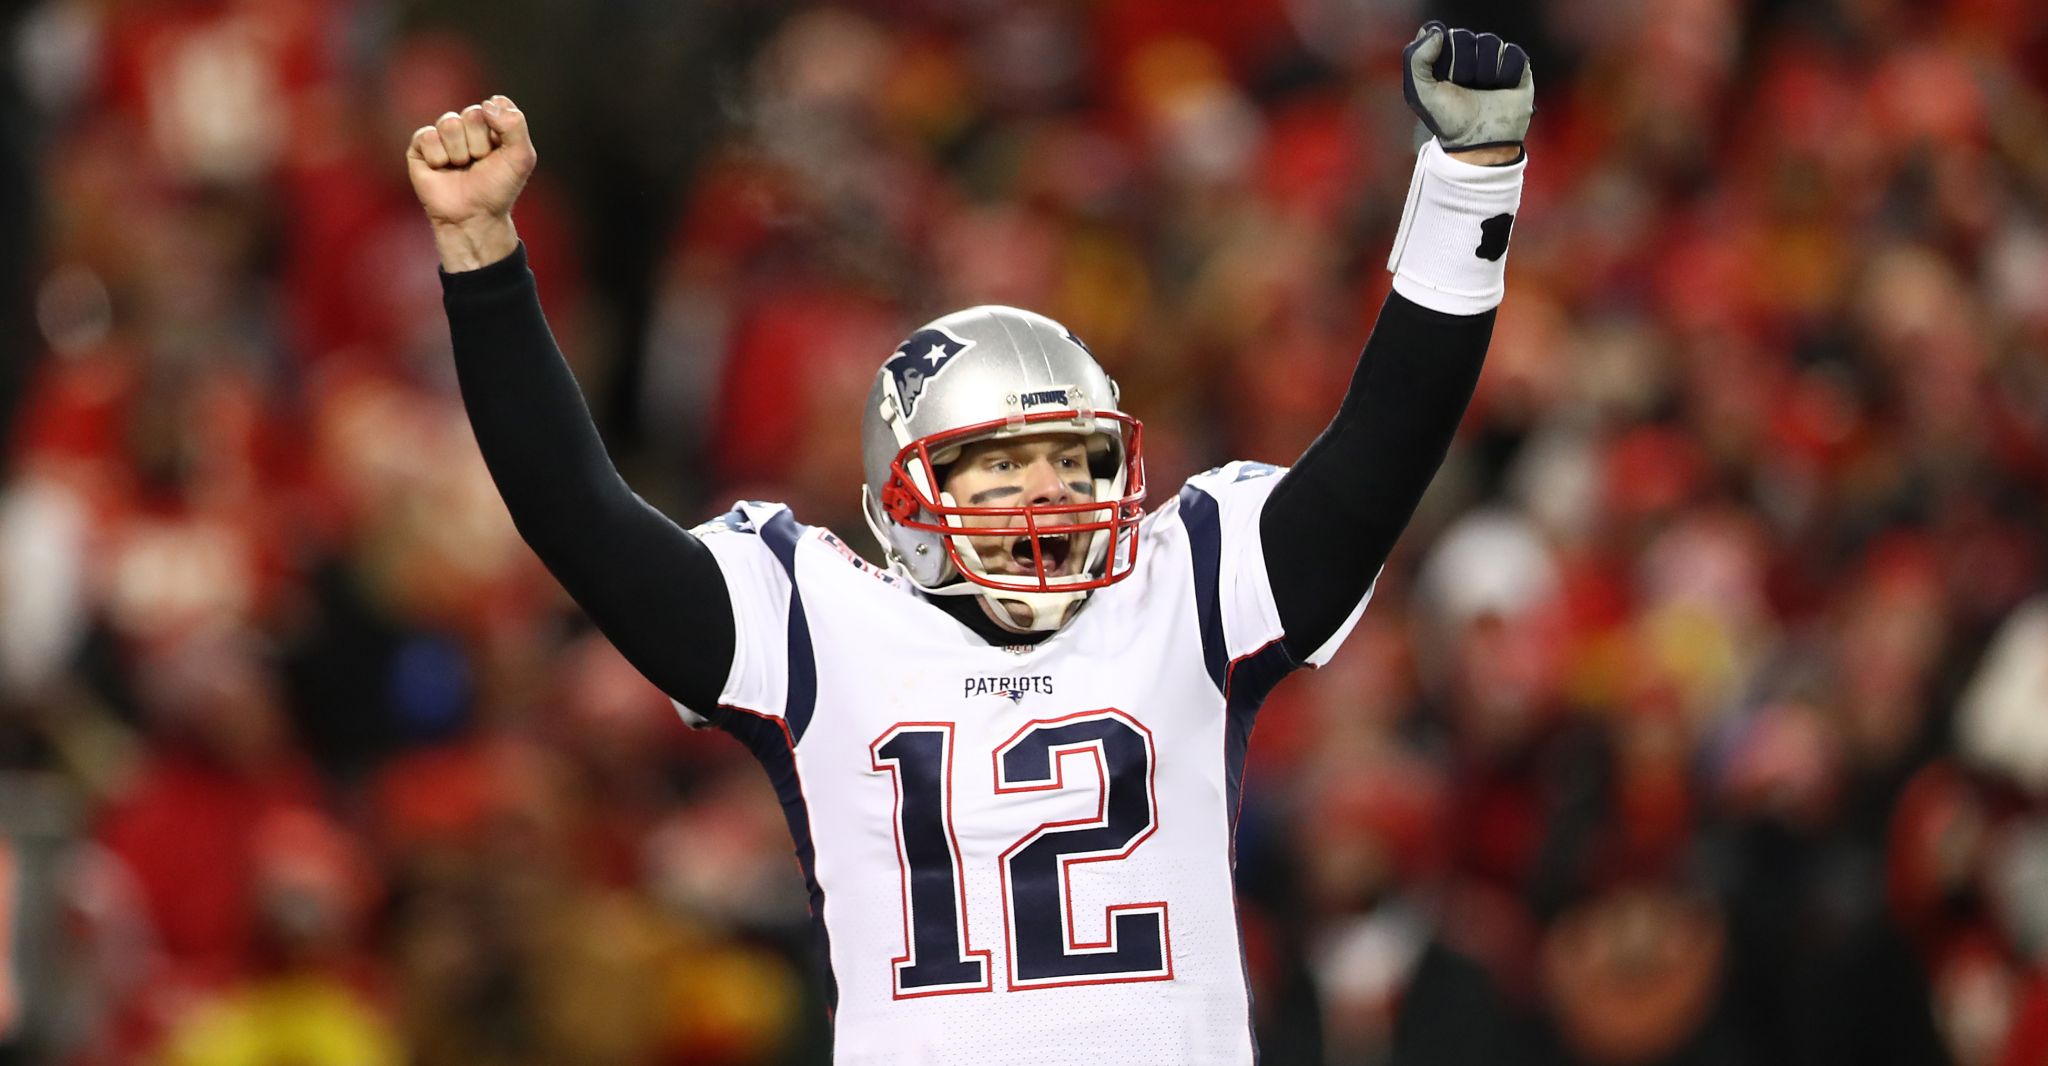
{"left": 668, "top": 500, "right": 802, "bottom": 728}
{"left": 1176, "top": 462, "right": 1374, "bottom": 672}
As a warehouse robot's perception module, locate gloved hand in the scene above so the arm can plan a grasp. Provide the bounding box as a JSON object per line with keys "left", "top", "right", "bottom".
{"left": 1401, "top": 22, "right": 1534, "bottom": 152}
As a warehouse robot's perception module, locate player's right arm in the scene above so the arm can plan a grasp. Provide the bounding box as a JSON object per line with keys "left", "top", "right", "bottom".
{"left": 1258, "top": 25, "right": 1531, "bottom": 663}
{"left": 410, "top": 98, "right": 735, "bottom": 713}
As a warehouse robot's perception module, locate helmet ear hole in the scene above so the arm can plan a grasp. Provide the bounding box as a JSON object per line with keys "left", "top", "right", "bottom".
{"left": 1088, "top": 446, "right": 1119, "bottom": 480}
{"left": 1083, "top": 430, "right": 1125, "bottom": 480}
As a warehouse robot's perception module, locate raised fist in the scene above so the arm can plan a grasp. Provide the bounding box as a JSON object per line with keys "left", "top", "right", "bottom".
{"left": 406, "top": 95, "right": 536, "bottom": 230}
{"left": 1402, "top": 23, "right": 1534, "bottom": 152}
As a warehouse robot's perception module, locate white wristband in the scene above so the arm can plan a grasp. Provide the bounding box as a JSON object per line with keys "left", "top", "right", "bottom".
{"left": 1385, "top": 139, "right": 1526, "bottom": 315}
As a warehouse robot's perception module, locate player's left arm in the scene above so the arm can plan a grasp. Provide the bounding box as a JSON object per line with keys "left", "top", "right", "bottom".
{"left": 1261, "top": 23, "right": 1533, "bottom": 661}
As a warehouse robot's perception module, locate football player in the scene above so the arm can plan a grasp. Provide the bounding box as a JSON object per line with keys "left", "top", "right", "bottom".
{"left": 410, "top": 22, "right": 1531, "bottom": 1065}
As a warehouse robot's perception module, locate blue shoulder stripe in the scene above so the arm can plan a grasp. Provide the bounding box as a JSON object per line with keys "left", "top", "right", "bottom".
{"left": 757, "top": 511, "right": 817, "bottom": 745}
{"left": 697, "top": 506, "right": 817, "bottom": 744}
{"left": 1176, "top": 483, "right": 1229, "bottom": 695}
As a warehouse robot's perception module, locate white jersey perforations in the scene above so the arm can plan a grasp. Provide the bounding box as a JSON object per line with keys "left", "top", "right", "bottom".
{"left": 668, "top": 464, "right": 1371, "bottom": 1065}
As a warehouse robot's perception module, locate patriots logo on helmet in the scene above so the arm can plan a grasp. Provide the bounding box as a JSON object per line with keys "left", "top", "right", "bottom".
{"left": 885, "top": 328, "right": 974, "bottom": 417}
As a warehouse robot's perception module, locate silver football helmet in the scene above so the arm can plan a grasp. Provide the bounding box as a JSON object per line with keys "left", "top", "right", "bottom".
{"left": 859, "top": 305, "right": 1145, "bottom": 632}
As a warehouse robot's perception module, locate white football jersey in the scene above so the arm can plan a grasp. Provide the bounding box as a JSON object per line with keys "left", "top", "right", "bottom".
{"left": 675, "top": 461, "right": 1370, "bottom": 1065}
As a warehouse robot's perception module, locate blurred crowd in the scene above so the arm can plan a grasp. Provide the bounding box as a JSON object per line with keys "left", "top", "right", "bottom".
{"left": 0, "top": 0, "right": 2045, "bottom": 1063}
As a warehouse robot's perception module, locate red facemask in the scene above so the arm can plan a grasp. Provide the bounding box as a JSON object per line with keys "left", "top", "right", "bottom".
{"left": 879, "top": 410, "right": 1146, "bottom": 595}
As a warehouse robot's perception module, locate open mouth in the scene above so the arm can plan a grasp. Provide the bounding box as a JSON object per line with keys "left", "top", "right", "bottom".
{"left": 1008, "top": 533, "right": 1073, "bottom": 576}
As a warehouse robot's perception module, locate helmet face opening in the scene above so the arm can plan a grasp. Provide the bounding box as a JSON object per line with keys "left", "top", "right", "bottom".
{"left": 880, "top": 409, "right": 1145, "bottom": 596}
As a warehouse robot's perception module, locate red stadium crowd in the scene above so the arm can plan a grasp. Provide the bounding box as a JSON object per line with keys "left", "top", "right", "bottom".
{"left": 1, "top": 0, "right": 2046, "bottom": 1063}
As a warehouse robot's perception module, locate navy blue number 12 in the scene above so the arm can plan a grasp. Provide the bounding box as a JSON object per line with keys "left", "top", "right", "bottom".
{"left": 871, "top": 710, "right": 1169, "bottom": 997}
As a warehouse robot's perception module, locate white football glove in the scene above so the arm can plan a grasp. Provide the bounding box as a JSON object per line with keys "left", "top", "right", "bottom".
{"left": 1401, "top": 22, "right": 1534, "bottom": 152}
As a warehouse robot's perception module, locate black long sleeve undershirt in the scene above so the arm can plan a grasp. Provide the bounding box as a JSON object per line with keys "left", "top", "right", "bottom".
{"left": 441, "top": 244, "right": 1491, "bottom": 702}
{"left": 1262, "top": 294, "right": 1495, "bottom": 661}
{"left": 442, "top": 245, "right": 735, "bottom": 712}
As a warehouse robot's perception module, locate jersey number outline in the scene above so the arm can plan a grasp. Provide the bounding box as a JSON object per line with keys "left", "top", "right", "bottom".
{"left": 871, "top": 709, "right": 1170, "bottom": 996}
